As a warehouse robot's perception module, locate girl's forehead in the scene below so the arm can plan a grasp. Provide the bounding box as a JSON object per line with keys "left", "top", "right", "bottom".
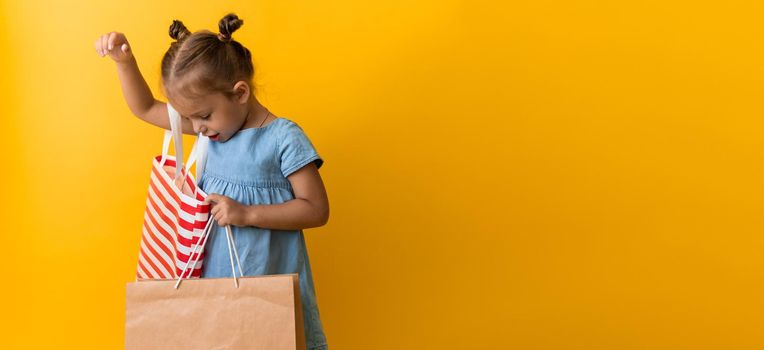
{"left": 171, "top": 102, "right": 216, "bottom": 121}
{"left": 165, "top": 79, "right": 235, "bottom": 115}
{"left": 166, "top": 80, "right": 215, "bottom": 108}
{"left": 167, "top": 90, "right": 216, "bottom": 115}
{"left": 169, "top": 97, "right": 206, "bottom": 114}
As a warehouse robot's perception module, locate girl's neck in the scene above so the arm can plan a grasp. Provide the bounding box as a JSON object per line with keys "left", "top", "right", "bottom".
{"left": 241, "top": 100, "right": 275, "bottom": 130}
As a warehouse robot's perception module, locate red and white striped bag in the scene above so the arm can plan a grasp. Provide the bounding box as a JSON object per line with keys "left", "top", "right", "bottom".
{"left": 136, "top": 103, "right": 211, "bottom": 280}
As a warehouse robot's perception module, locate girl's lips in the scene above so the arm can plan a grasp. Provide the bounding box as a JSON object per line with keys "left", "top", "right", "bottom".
{"left": 209, "top": 134, "right": 219, "bottom": 141}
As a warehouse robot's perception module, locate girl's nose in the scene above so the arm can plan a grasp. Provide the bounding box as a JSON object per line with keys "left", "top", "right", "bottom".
{"left": 191, "top": 120, "right": 206, "bottom": 134}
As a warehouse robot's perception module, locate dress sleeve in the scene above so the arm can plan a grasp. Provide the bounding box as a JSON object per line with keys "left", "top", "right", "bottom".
{"left": 278, "top": 120, "right": 324, "bottom": 178}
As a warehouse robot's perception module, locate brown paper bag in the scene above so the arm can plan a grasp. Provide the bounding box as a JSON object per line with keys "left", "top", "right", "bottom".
{"left": 125, "top": 273, "right": 307, "bottom": 350}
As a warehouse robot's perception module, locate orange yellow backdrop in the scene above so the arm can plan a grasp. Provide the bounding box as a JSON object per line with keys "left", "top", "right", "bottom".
{"left": 1, "top": 1, "right": 762, "bottom": 349}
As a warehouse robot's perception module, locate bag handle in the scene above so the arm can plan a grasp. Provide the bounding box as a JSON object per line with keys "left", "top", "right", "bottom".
{"left": 161, "top": 103, "right": 210, "bottom": 181}
{"left": 160, "top": 103, "right": 184, "bottom": 180}
{"left": 174, "top": 219, "right": 243, "bottom": 289}
{"left": 184, "top": 134, "right": 209, "bottom": 181}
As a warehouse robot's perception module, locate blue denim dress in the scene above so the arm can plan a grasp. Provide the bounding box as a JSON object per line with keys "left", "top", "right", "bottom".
{"left": 198, "top": 117, "right": 328, "bottom": 350}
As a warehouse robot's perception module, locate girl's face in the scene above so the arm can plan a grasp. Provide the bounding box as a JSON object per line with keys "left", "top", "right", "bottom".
{"left": 167, "top": 81, "right": 251, "bottom": 143}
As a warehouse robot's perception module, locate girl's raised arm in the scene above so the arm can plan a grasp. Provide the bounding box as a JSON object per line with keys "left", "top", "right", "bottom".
{"left": 95, "top": 31, "right": 195, "bottom": 135}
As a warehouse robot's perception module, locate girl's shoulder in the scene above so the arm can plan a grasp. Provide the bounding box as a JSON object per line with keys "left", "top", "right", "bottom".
{"left": 235, "top": 117, "right": 309, "bottom": 144}
{"left": 260, "top": 116, "right": 292, "bottom": 132}
{"left": 244, "top": 116, "right": 293, "bottom": 139}
{"left": 269, "top": 117, "right": 313, "bottom": 140}
{"left": 270, "top": 117, "right": 323, "bottom": 176}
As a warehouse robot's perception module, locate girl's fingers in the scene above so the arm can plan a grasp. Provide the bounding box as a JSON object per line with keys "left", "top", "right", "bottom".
{"left": 104, "top": 32, "right": 113, "bottom": 53}
{"left": 108, "top": 32, "right": 117, "bottom": 50}
{"left": 95, "top": 35, "right": 104, "bottom": 56}
{"left": 101, "top": 34, "right": 108, "bottom": 56}
{"left": 96, "top": 32, "right": 129, "bottom": 58}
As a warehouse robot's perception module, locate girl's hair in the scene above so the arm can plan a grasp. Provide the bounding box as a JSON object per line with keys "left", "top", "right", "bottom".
{"left": 160, "top": 13, "right": 255, "bottom": 100}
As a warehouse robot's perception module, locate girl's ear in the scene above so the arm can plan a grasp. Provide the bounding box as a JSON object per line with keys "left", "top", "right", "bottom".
{"left": 232, "top": 81, "right": 251, "bottom": 104}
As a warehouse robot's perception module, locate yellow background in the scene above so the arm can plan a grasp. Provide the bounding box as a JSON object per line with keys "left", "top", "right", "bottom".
{"left": 1, "top": 0, "right": 763, "bottom": 348}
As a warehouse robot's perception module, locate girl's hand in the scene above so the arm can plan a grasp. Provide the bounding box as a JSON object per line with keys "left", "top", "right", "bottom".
{"left": 94, "top": 31, "right": 133, "bottom": 63}
{"left": 204, "top": 194, "right": 249, "bottom": 227}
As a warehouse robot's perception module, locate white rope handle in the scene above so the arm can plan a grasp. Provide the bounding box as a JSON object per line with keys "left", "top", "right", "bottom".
{"left": 224, "top": 226, "right": 245, "bottom": 287}
{"left": 174, "top": 218, "right": 243, "bottom": 289}
{"left": 174, "top": 218, "right": 213, "bottom": 285}
{"left": 174, "top": 218, "right": 213, "bottom": 288}
{"left": 225, "top": 226, "right": 239, "bottom": 288}
{"left": 227, "top": 225, "right": 244, "bottom": 280}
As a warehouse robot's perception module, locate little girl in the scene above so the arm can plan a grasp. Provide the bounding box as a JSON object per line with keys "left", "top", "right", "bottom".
{"left": 95, "top": 13, "right": 329, "bottom": 350}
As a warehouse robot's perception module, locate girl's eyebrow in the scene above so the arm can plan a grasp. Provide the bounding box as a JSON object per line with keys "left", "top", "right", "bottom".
{"left": 188, "top": 110, "right": 209, "bottom": 118}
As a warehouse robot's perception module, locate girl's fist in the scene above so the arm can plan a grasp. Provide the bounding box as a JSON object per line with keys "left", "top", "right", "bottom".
{"left": 94, "top": 32, "right": 133, "bottom": 63}
{"left": 204, "top": 193, "right": 249, "bottom": 227}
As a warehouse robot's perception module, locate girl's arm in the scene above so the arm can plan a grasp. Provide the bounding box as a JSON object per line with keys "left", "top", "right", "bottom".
{"left": 96, "top": 31, "right": 195, "bottom": 135}
{"left": 206, "top": 162, "right": 329, "bottom": 231}
{"left": 246, "top": 162, "right": 330, "bottom": 230}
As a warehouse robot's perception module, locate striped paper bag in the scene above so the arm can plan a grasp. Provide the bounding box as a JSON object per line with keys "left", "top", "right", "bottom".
{"left": 136, "top": 103, "right": 211, "bottom": 279}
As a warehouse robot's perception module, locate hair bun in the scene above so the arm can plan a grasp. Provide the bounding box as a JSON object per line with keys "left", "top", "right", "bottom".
{"left": 218, "top": 13, "right": 243, "bottom": 41}
{"left": 169, "top": 20, "right": 191, "bottom": 41}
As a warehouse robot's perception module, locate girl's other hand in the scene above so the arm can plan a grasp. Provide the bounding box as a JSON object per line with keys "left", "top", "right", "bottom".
{"left": 94, "top": 32, "right": 133, "bottom": 63}
{"left": 204, "top": 194, "right": 249, "bottom": 227}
